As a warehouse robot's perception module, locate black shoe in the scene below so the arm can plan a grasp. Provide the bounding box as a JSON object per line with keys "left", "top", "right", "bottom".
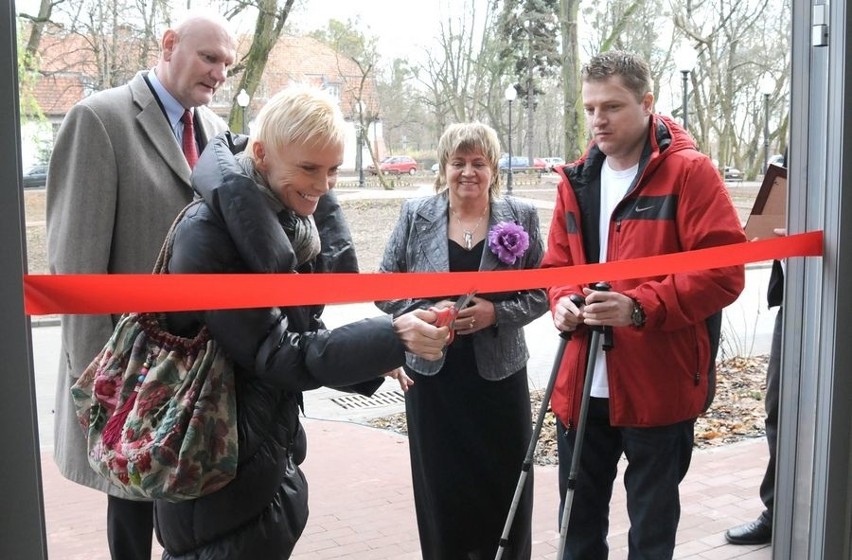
{"left": 725, "top": 518, "right": 772, "bottom": 545}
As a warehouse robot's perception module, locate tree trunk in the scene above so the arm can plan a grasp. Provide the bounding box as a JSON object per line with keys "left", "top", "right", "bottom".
{"left": 227, "top": 0, "right": 295, "bottom": 131}
{"left": 560, "top": 0, "right": 582, "bottom": 161}
{"left": 22, "top": 0, "right": 56, "bottom": 68}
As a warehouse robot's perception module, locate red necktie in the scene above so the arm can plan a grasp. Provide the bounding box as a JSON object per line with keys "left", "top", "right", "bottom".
{"left": 181, "top": 109, "right": 199, "bottom": 169}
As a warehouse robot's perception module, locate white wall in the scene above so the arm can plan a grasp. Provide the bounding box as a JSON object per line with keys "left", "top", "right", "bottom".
{"left": 19, "top": 119, "right": 53, "bottom": 170}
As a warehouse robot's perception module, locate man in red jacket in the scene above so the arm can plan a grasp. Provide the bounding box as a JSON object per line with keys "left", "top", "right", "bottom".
{"left": 541, "top": 50, "right": 746, "bottom": 559}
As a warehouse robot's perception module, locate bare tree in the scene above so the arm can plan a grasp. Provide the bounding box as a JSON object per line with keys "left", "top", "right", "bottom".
{"left": 377, "top": 58, "right": 432, "bottom": 154}
{"left": 560, "top": 0, "right": 790, "bottom": 176}
{"left": 575, "top": 0, "right": 665, "bottom": 158}
{"left": 535, "top": 75, "right": 565, "bottom": 156}
{"left": 22, "top": 0, "right": 298, "bottom": 133}
{"left": 416, "top": 0, "right": 510, "bottom": 150}
{"left": 22, "top": 0, "right": 164, "bottom": 95}
{"left": 675, "top": 0, "right": 790, "bottom": 177}
{"left": 420, "top": 6, "right": 499, "bottom": 124}
{"left": 309, "top": 17, "right": 395, "bottom": 187}
{"left": 16, "top": 22, "right": 45, "bottom": 122}
{"left": 223, "top": 0, "right": 296, "bottom": 132}
{"left": 18, "top": 0, "right": 62, "bottom": 67}
{"left": 16, "top": 0, "right": 791, "bottom": 179}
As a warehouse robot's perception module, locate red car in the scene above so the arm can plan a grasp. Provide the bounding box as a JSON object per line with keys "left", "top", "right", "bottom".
{"left": 368, "top": 155, "right": 419, "bottom": 175}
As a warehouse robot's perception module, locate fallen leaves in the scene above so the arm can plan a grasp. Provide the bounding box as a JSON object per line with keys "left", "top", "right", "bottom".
{"left": 696, "top": 355, "right": 769, "bottom": 446}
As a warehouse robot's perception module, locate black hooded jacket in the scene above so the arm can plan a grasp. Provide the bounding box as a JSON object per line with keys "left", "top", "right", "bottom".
{"left": 153, "top": 132, "right": 402, "bottom": 559}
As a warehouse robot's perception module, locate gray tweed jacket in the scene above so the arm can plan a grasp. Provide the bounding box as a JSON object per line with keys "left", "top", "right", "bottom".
{"left": 376, "top": 192, "right": 548, "bottom": 379}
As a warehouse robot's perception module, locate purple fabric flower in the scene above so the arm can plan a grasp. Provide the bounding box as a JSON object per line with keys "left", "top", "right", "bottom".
{"left": 487, "top": 221, "right": 529, "bottom": 265}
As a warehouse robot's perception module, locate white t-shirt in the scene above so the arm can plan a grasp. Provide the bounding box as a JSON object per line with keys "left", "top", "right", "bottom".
{"left": 591, "top": 158, "right": 638, "bottom": 398}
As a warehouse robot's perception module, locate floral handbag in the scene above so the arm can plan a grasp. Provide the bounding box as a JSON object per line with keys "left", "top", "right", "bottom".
{"left": 70, "top": 202, "right": 238, "bottom": 501}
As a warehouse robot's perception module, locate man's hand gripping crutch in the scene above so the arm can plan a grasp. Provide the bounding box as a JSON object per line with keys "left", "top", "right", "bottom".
{"left": 553, "top": 282, "right": 615, "bottom": 559}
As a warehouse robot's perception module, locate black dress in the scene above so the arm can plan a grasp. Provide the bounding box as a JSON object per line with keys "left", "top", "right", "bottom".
{"left": 405, "top": 239, "right": 533, "bottom": 560}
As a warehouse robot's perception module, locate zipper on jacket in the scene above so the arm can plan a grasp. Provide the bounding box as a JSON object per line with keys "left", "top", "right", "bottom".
{"left": 692, "top": 326, "right": 701, "bottom": 385}
{"left": 608, "top": 218, "right": 623, "bottom": 263}
{"left": 568, "top": 332, "right": 590, "bottom": 430}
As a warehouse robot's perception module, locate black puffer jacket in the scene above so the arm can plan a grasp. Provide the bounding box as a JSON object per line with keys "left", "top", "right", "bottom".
{"left": 153, "top": 132, "right": 403, "bottom": 559}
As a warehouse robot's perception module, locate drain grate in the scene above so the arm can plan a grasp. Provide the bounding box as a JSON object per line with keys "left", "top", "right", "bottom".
{"left": 330, "top": 390, "right": 406, "bottom": 410}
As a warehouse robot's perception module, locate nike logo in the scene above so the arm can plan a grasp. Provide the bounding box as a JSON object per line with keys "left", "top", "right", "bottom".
{"left": 635, "top": 205, "right": 655, "bottom": 212}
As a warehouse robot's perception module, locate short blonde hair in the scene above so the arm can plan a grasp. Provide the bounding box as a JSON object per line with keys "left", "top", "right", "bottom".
{"left": 246, "top": 85, "right": 347, "bottom": 160}
{"left": 434, "top": 122, "right": 502, "bottom": 197}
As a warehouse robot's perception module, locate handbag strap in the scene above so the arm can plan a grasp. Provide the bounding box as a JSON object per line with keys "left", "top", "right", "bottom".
{"left": 152, "top": 199, "right": 203, "bottom": 274}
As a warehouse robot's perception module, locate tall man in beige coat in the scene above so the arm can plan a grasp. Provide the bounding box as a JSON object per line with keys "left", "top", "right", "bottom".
{"left": 46, "top": 12, "right": 236, "bottom": 560}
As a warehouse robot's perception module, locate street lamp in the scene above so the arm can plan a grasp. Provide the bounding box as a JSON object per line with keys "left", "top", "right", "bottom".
{"left": 355, "top": 101, "right": 365, "bottom": 189}
{"left": 236, "top": 88, "right": 250, "bottom": 134}
{"left": 504, "top": 84, "right": 518, "bottom": 195}
{"left": 673, "top": 44, "right": 697, "bottom": 131}
{"left": 759, "top": 74, "right": 775, "bottom": 173}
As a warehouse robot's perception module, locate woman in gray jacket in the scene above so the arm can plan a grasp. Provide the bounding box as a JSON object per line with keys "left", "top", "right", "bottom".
{"left": 377, "top": 122, "right": 548, "bottom": 559}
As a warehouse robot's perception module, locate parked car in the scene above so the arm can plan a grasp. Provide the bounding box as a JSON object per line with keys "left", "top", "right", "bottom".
{"left": 22, "top": 164, "right": 48, "bottom": 189}
{"left": 498, "top": 156, "right": 529, "bottom": 170}
{"left": 431, "top": 162, "right": 439, "bottom": 174}
{"left": 767, "top": 154, "right": 785, "bottom": 170}
{"left": 532, "top": 157, "right": 548, "bottom": 170}
{"left": 367, "top": 155, "right": 418, "bottom": 175}
{"left": 724, "top": 166, "right": 744, "bottom": 181}
{"left": 542, "top": 156, "right": 565, "bottom": 171}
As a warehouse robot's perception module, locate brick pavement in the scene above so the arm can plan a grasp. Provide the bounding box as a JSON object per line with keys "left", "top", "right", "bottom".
{"left": 42, "top": 417, "right": 772, "bottom": 560}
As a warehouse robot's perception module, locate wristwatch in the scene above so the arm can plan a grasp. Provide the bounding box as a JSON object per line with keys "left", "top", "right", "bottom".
{"left": 630, "top": 298, "right": 646, "bottom": 328}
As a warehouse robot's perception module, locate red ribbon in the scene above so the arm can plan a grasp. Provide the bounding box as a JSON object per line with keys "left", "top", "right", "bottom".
{"left": 23, "top": 231, "right": 823, "bottom": 315}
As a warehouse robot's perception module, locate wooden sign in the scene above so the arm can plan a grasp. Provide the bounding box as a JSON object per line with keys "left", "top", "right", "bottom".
{"left": 744, "top": 164, "right": 787, "bottom": 240}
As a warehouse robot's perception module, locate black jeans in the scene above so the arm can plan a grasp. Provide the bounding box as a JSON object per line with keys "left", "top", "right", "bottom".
{"left": 107, "top": 495, "right": 153, "bottom": 560}
{"left": 556, "top": 398, "right": 695, "bottom": 560}
{"left": 758, "top": 308, "right": 782, "bottom": 525}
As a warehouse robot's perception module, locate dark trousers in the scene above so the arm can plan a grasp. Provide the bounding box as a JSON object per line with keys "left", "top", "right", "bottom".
{"left": 107, "top": 495, "right": 154, "bottom": 560}
{"left": 556, "top": 398, "right": 695, "bottom": 560}
{"left": 759, "top": 308, "right": 782, "bottom": 525}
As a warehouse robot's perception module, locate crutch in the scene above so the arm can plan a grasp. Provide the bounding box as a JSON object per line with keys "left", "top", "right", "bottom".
{"left": 495, "top": 294, "right": 584, "bottom": 560}
{"left": 555, "top": 282, "right": 612, "bottom": 559}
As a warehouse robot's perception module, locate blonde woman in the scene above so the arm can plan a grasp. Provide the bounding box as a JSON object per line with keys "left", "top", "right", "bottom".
{"left": 154, "top": 86, "right": 449, "bottom": 559}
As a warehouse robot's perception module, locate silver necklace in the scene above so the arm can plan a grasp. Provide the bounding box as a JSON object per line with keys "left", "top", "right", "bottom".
{"left": 451, "top": 206, "right": 487, "bottom": 250}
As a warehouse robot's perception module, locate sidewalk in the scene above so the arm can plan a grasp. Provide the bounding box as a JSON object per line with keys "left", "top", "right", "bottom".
{"left": 41, "top": 418, "right": 772, "bottom": 560}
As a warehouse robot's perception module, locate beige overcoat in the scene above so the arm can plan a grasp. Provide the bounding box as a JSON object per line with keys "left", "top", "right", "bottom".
{"left": 45, "top": 71, "right": 227, "bottom": 495}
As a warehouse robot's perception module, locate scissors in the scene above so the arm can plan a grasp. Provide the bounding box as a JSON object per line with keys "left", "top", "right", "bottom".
{"left": 431, "top": 292, "right": 476, "bottom": 344}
